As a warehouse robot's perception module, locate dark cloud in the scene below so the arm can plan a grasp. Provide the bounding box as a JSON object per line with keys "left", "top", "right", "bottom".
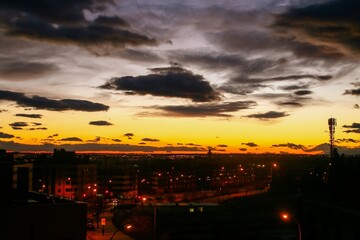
{"left": 124, "top": 133, "right": 134, "bottom": 139}
{"left": 28, "top": 127, "right": 47, "bottom": 131}
{"left": 87, "top": 136, "right": 101, "bottom": 143}
{"left": 0, "top": 58, "right": 58, "bottom": 81}
{"left": 0, "top": 0, "right": 99, "bottom": 25}
{"left": 245, "top": 111, "right": 289, "bottom": 120}
{"left": 15, "top": 113, "right": 42, "bottom": 119}
{"left": 60, "top": 137, "right": 83, "bottom": 142}
{"left": 217, "top": 144, "right": 228, "bottom": 148}
{"left": 9, "top": 121, "right": 45, "bottom": 130}
{"left": 186, "top": 143, "right": 201, "bottom": 147}
{"left": 355, "top": 104, "right": 360, "bottom": 109}
{"left": 343, "top": 123, "right": 360, "bottom": 129}
{"left": 93, "top": 16, "right": 130, "bottom": 28}
{"left": 9, "top": 122, "right": 28, "bottom": 127}
{"left": 233, "top": 74, "right": 332, "bottom": 84}
{"left": 217, "top": 84, "right": 265, "bottom": 96}
{"left": 342, "top": 122, "right": 360, "bottom": 134}
{"left": 294, "top": 90, "right": 313, "bottom": 96}
{"left": 219, "top": 72, "right": 331, "bottom": 97}
{"left": 273, "top": 0, "right": 360, "bottom": 57}
{"left": 47, "top": 134, "right": 58, "bottom": 139}
{"left": 344, "top": 88, "right": 360, "bottom": 96}
{"left": 99, "top": 66, "right": 220, "bottom": 102}
{"left": 150, "top": 101, "right": 256, "bottom": 117}
{"left": 0, "top": 89, "right": 109, "bottom": 112}
{"left": 272, "top": 143, "right": 306, "bottom": 151}
{"left": 141, "top": 138, "right": 160, "bottom": 142}
{"left": 0, "top": 1, "right": 157, "bottom": 52}
{"left": 336, "top": 138, "right": 360, "bottom": 144}
{"left": 89, "top": 120, "right": 113, "bottom": 126}
{"left": 277, "top": 101, "right": 303, "bottom": 107}
{"left": 280, "top": 84, "right": 311, "bottom": 91}
{"left": 9, "top": 122, "right": 28, "bottom": 130}
{"left": 256, "top": 92, "right": 310, "bottom": 108}
{"left": 239, "top": 148, "right": 247, "bottom": 152}
{"left": 242, "top": 142, "right": 258, "bottom": 147}
{"left": 112, "top": 139, "right": 121, "bottom": 142}
{"left": 0, "top": 132, "right": 14, "bottom": 138}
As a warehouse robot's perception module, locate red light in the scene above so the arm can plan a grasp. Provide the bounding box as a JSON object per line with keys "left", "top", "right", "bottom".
{"left": 83, "top": 194, "right": 86, "bottom": 197}
{"left": 281, "top": 213, "right": 290, "bottom": 221}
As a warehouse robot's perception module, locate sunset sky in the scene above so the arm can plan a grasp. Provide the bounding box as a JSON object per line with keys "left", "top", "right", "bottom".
{"left": 0, "top": 0, "right": 359, "bottom": 154}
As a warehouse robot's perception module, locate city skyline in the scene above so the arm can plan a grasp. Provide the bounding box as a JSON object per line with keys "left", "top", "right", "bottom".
{"left": 0, "top": 0, "right": 359, "bottom": 154}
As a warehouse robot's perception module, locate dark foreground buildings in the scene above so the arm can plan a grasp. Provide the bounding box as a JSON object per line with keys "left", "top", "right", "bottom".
{"left": 0, "top": 150, "right": 87, "bottom": 240}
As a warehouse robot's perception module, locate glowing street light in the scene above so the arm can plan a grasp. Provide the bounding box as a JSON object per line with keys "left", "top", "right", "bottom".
{"left": 124, "top": 224, "right": 133, "bottom": 231}
{"left": 281, "top": 213, "right": 289, "bottom": 220}
{"left": 280, "top": 212, "right": 302, "bottom": 240}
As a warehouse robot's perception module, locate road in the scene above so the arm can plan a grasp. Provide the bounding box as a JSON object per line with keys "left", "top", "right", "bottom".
{"left": 86, "top": 203, "right": 133, "bottom": 240}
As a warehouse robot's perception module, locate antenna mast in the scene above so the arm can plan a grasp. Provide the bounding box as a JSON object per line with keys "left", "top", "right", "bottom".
{"left": 328, "top": 118, "right": 336, "bottom": 158}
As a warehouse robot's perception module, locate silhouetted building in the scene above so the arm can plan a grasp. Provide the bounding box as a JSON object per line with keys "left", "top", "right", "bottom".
{"left": 0, "top": 150, "right": 14, "bottom": 204}
{"left": 98, "top": 157, "right": 138, "bottom": 198}
{"left": 33, "top": 149, "right": 97, "bottom": 200}
{"left": 0, "top": 150, "right": 87, "bottom": 240}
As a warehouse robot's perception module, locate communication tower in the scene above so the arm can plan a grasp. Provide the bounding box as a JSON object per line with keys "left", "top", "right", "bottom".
{"left": 328, "top": 118, "right": 336, "bottom": 158}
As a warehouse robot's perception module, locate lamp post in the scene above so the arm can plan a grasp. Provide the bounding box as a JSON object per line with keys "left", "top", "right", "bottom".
{"left": 67, "top": 177, "right": 73, "bottom": 199}
{"left": 270, "top": 163, "right": 277, "bottom": 180}
{"left": 281, "top": 213, "right": 301, "bottom": 240}
{"left": 153, "top": 204, "right": 157, "bottom": 240}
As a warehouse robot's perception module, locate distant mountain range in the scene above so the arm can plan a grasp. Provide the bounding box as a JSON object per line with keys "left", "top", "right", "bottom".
{"left": 307, "top": 143, "right": 360, "bottom": 156}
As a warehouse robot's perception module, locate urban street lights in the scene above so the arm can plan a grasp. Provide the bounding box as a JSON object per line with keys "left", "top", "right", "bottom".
{"left": 280, "top": 212, "right": 302, "bottom": 240}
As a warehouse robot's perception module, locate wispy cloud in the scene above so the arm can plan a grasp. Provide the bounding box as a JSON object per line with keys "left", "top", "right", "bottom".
{"left": 148, "top": 101, "right": 256, "bottom": 117}
{"left": 0, "top": 58, "right": 58, "bottom": 81}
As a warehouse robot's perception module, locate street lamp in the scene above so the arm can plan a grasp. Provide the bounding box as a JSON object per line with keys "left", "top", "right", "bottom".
{"left": 280, "top": 212, "right": 302, "bottom": 240}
